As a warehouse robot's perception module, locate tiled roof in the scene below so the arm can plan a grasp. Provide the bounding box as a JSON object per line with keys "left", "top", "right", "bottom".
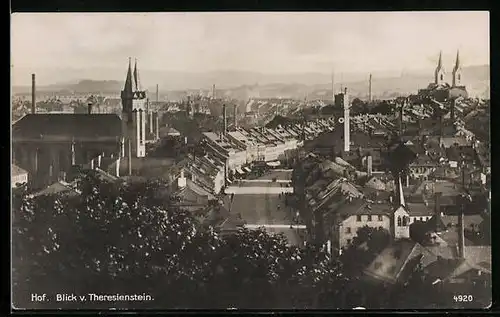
{"left": 406, "top": 203, "right": 434, "bottom": 217}
{"left": 364, "top": 239, "right": 419, "bottom": 284}
{"left": 13, "top": 114, "right": 122, "bottom": 139}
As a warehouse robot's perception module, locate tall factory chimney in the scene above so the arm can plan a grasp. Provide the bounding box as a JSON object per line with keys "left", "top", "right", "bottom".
{"left": 222, "top": 104, "right": 227, "bottom": 135}
{"left": 31, "top": 74, "right": 36, "bottom": 114}
{"left": 156, "top": 84, "right": 159, "bottom": 103}
{"left": 458, "top": 209, "right": 465, "bottom": 259}
{"left": 212, "top": 84, "right": 216, "bottom": 99}
{"left": 368, "top": 73, "right": 372, "bottom": 102}
{"left": 399, "top": 101, "right": 404, "bottom": 136}
{"left": 343, "top": 88, "right": 350, "bottom": 152}
{"left": 233, "top": 104, "right": 238, "bottom": 130}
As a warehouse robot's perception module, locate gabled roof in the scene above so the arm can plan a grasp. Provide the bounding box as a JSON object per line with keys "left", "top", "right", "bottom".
{"left": 13, "top": 114, "right": 122, "bottom": 139}
{"left": 32, "top": 180, "right": 80, "bottom": 197}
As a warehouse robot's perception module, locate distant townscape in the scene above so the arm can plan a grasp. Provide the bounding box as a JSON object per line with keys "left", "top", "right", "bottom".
{"left": 12, "top": 50, "right": 490, "bottom": 310}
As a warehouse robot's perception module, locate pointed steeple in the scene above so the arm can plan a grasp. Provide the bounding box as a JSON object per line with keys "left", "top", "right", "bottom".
{"left": 123, "top": 57, "right": 133, "bottom": 93}
{"left": 434, "top": 51, "right": 446, "bottom": 85}
{"left": 453, "top": 50, "right": 461, "bottom": 72}
{"left": 437, "top": 51, "right": 443, "bottom": 69}
{"left": 133, "top": 58, "right": 141, "bottom": 91}
{"left": 398, "top": 173, "right": 406, "bottom": 207}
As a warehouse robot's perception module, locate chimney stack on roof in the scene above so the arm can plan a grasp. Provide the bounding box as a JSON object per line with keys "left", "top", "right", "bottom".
{"left": 31, "top": 74, "right": 36, "bottom": 114}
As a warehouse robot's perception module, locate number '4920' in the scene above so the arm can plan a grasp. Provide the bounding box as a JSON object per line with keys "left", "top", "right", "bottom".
{"left": 454, "top": 295, "right": 473, "bottom": 302}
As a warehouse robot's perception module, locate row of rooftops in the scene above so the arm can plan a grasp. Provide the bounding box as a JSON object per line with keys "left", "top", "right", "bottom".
{"left": 202, "top": 118, "right": 335, "bottom": 153}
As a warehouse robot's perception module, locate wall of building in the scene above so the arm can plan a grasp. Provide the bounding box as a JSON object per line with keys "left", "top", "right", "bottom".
{"left": 337, "top": 214, "right": 391, "bottom": 250}
{"left": 12, "top": 173, "right": 28, "bottom": 188}
{"left": 393, "top": 206, "right": 410, "bottom": 239}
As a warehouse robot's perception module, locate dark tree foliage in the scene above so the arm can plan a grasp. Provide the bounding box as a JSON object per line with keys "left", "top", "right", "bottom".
{"left": 340, "top": 226, "right": 391, "bottom": 277}
{"left": 13, "top": 172, "right": 346, "bottom": 309}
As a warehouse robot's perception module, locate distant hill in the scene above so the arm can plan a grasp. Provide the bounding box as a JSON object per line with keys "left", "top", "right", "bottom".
{"left": 12, "top": 65, "right": 489, "bottom": 100}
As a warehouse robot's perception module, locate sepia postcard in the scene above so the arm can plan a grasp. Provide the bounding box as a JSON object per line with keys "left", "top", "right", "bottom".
{"left": 11, "top": 11, "right": 491, "bottom": 311}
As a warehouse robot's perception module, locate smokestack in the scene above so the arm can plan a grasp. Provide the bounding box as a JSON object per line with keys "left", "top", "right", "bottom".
{"left": 233, "top": 104, "right": 238, "bottom": 130}
{"left": 458, "top": 209, "right": 465, "bottom": 258}
{"left": 367, "top": 155, "right": 373, "bottom": 177}
{"left": 406, "top": 173, "right": 410, "bottom": 187}
{"left": 212, "top": 84, "right": 216, "bottom": 99}
{"left": 368, "top": 73, "right": 372, "bottom": 102}
{"left": 90, "top": 158, "right": 95, "bottom": 170}
{"left": 156, "top": 84, "right": 159, "bottom": 103}
{"left": 31, "top": 74, "right": 36, "bottom": 114}
{"left": 128, "top": 138, "right": 132, "bottom": 176}
{"left": 343, "top": 88, "right": 350, "bottom": 152}
{"left": 399, "top": 103, "right": 404, "bottom": 136}
{"left": 97, "top": 154, "right": 102, "bottom": 168}
{"left": 222, "top": 104, "right": 227, "bottom": 135}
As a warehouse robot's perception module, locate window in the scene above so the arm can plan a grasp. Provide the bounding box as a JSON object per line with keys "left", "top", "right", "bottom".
{"left": 397, "top": 216, "right": 402, "bottom": 226}
{"left": 403, "top": 216, "right": 408, "bottom": 226}
{"left": 378, "top": 215, "right": 383, "bottom": 221}
{"left": 345, "top": 227, "right": 351, "bottom": 234}
{"left": 356, "top": 215, "right": 362, "bottom": 222}
{"left": 458, "top": 74, "right": 461, "bottom": 81}
{"left": 367, "top": 215, "right": 372, "bottom": 221}
{"left": 420, "top": 217, "right": 423, "bottom": 221}
{"left": 440, "top": 74, "right": 444, "bottom": 81}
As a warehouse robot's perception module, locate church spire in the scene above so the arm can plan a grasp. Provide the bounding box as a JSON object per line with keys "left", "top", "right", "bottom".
{"left": 123, "top": 57, "right": 133, "bottom": 93}
{"left": 133, "top": 58, "right": 141, "bottom": 91}
{"left": 437, "top": 51, "right": 443, "bottom": 69}
{"left": 453, "top": 50, "right": 461, "bottom": 72}
{"left": 434, "top": 51, "right": 446, "bottom": 85}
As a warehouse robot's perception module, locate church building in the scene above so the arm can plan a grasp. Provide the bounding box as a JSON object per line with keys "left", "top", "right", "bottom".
{"left": 418, "top": 50, "right": 468, "bottom": 101}
{"left": 12, "top": 58, "right": 160, "bottom": 190}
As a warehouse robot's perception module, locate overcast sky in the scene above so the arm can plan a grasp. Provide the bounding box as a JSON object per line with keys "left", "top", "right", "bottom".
{"left": 12, "top": 12, "right": 489, "bottom": 82}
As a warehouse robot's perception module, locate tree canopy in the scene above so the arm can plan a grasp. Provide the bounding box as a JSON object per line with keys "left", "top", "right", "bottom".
{"left": 13, "top": 172, "right": 348, "bottom": 309}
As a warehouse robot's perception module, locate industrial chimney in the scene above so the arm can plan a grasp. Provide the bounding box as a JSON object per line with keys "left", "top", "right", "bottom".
{"left": 212, "top": 84, "right": 216, "bottom": 99}
{"left": 399, "top": 102, "right": 404, "bottom": 136}
{"left": 156, "top": 84, "right": 159, "bottom": 103}
{"left": 222, "top": 104, "right": 227, "bottom": 135}
{"left": 368, "top": 73, "right": 372, "bottom": 102}
{"left": 31, "top": 74, "right": 36, "bottom": 114}
{"left": 233, "top": 104, "right": 238, "bottom": 130}
{"left": 343, "top": 88, "right": 350, "bottom": 152}
{"left": 458, "top": 209, "right": 465, "bottom": 258}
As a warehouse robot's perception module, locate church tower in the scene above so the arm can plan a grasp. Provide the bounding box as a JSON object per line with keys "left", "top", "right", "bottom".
{"left": 452, "top": 50, "right": 462, "bottom": 87}
{"left": 121, "top": 58, "right": 147, "bottom": 158}
{"left": 434, "top": 51, "right": 446, "bottom": 86}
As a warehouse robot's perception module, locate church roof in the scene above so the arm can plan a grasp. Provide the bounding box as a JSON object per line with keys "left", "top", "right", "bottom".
{"left": 12, "top": 114, "right": 122, "bottom": 139}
